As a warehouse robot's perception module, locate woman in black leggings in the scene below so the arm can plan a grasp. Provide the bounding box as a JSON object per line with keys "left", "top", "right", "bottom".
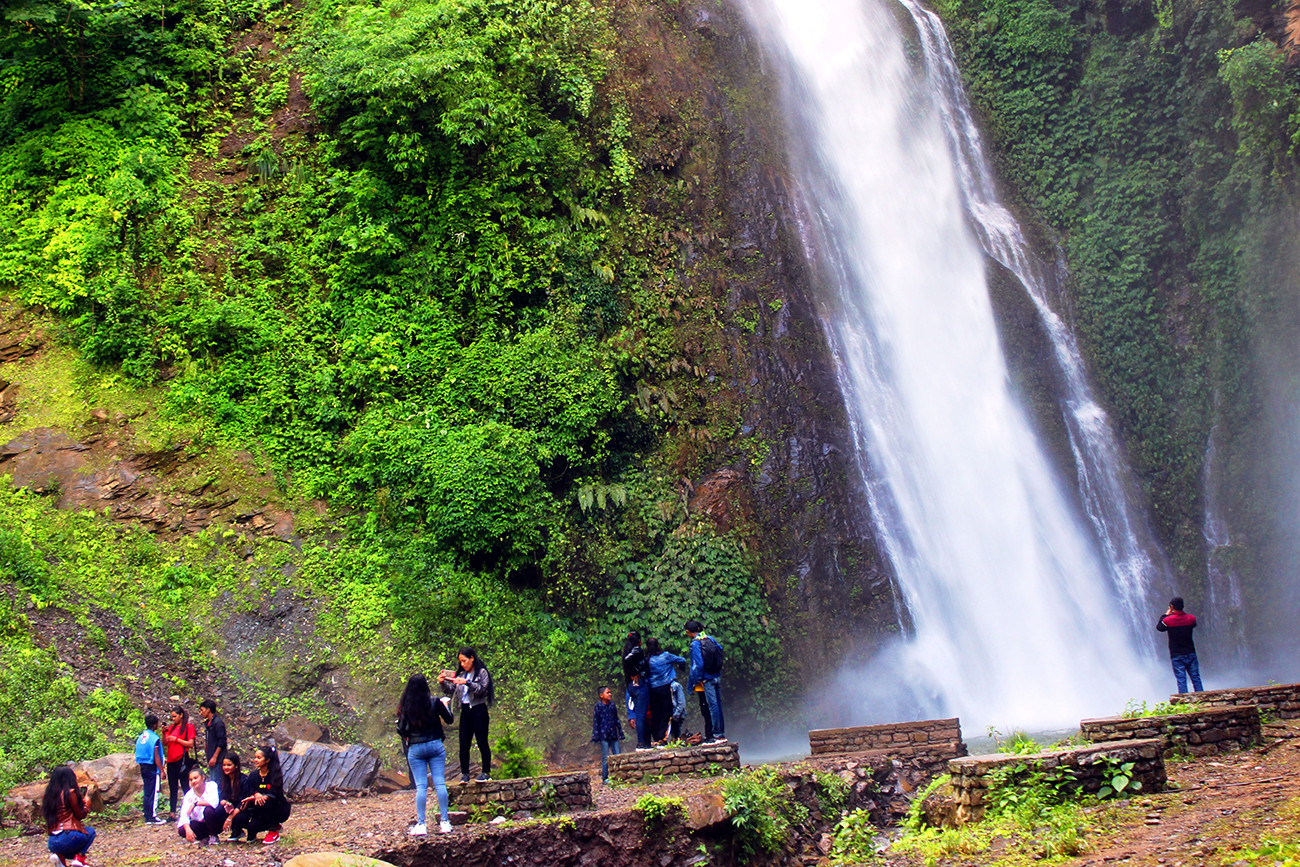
{"left": 439, "top": 646, "right": 494, "bottom": 783}
{"left": 229, "top": 745, "right": 291, "bottom": 844}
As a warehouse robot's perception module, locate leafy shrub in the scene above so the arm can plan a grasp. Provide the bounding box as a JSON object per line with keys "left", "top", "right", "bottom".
{"left": 494, "top": 723, "right": 543, "bottom": 779}
{"left": 634, "top": 793, "right": 684, "bottom": 828}
{"left": 721, "top": 767, "right": 808, "bottom": 858}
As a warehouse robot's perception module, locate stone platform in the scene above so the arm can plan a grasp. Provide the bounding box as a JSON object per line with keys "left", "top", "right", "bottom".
{"left": 1170, "top": 683, "right": 1300, "bottom": 719}
{"left": 1081, "top": 705, "right": 1261, "bottom": 757}
{"left": 607, "top": 742, "right": 740, "bottom": 783}
{"left": 948, "top": 737, "right": 1166, "bottom": 823}
{"left": 447, "top": 772, "right": 591, "bottom": 818}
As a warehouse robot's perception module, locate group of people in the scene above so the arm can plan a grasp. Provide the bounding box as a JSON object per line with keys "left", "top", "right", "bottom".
{"left": 593, "top": 619, "right": 726, "bottom": 783}
{"left": 43, "top": 698, "right": 290, "bottom": 866}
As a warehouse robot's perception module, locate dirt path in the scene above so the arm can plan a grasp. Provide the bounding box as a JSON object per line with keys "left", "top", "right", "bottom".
{"left": 6, "top": 722, "right": 1298, "bottom": 867}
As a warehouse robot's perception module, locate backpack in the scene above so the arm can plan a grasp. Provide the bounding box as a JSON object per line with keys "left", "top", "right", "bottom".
{"left": 699, "top": 636, "right": 724, "bottom": 676}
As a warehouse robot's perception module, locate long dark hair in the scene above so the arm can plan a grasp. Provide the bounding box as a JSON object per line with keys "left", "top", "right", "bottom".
{"left": 255, "top": 744, "right": 284, "bottom": 792}
{"left": 622, "top": 631, "right": 642, "bottom": 658}
{"left": 458, "top": 646, "right": 495, "bottom": 706}
{"left": 399, "top": 674, "right": 435, "bottom": 730}
{"left": 645, "top": 637, "right": 662, "bottom": 656}
{"left": 222, "top": 751, "right": 242, "bottom": 797}
{"left": 42, "top": 767, "right": 80, "bottom": 832}
{"left": 168, "top": 704, "right": 190, "bottom": 736}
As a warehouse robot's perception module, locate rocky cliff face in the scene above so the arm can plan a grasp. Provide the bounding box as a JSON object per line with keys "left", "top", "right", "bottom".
{"left": 611, "top": 0, "right": 901, "bottom": 677}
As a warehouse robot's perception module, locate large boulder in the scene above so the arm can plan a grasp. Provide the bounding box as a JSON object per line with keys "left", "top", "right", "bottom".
{"left": 72, "top": 753, "right": 142, "bottom": 806}
{"left": 279, "top": 740, "right": 380, "bottom": 798}
{"left": 5, "top": 770, "right": 104, "bottom": 828}
{"left": 271, "top": 715, "right": 330, "bottom": 750}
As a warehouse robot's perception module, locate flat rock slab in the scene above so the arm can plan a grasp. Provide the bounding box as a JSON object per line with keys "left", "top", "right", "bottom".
{"left": 281, "top": 739, "right": 381, "bottom": 797}
{"left": 285, "top": 854, "right": 398, "bottom": 867}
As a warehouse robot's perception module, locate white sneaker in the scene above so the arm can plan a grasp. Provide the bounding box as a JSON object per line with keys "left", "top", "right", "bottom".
{"left": 408, "top": 823, "right": 427, "bottom": 836}
{"left": 50, "top": 856, "right": 63, "bottom": 866}
{"left": 439, "top": 820, "right": 453, "bottom": 834}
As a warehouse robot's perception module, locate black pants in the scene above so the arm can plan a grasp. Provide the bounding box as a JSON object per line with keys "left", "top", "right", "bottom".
{"left": 459, "top": 703, "right": 491, "bottom": 777}
{"left": 648, "top": 685, "right": 673, "bottom": 742}
{"left": 178, "top": 805, "right": 226, "bottom": 840}
{"left": 166, "top": 759, "right": 186, "bottom": 813}
{"left": 697, "top": 689, "right": 713, "bottom": 741}
{"left": 231, "top": 799, "right": 290, "bottom": 838}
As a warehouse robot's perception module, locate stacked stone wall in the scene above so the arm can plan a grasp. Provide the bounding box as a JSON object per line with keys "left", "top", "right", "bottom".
{"left": 947, "top": 738, "right": 1166, "bottom": 823}
{"left": 799, "top": 750, "right": 956, "bottom": 825}
{"left": 447, "top": 772, "right": 590, "bottom": 818}
{"left": 1170, "top": 683, "right": 1300, "bottom": 719}
{"left": 1081, "top": 705, "right": 1261, "bottom": 757}
{"left": 808, "top": 718, "right": 965, "bottom": 759}
{"left": 607, "top": 742, "right": 740, "bottom": 783}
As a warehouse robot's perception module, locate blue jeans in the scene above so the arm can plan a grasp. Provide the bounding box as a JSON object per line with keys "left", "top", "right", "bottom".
{"left": 139, "top": 763, "right": 159, "bottom": 821}
{"left": 1171, "top": 653, "right": 1203, "bottom": 694}
{"left": 597, "top": 739, "right": 621, "bottom": 781}
{"left": 629, "top": 682, "right": 651, "bottom": 748}
{"left": 49, "top": 828, "right": 95, "bottom": 859}
{"left": 701, "top": 679, "right": 724, "bottom": 737}
{"left": 407, "top": 739, "right": 449, "bottom": 825}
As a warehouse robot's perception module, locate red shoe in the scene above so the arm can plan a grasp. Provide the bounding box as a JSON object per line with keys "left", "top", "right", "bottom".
{"left": 262, "top": 831, "right": 280, "bottom": 845}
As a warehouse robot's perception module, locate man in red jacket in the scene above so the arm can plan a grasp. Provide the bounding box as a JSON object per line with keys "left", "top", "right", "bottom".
{"left": 1157, "top": 597, "right": 1204, "bottom": 694}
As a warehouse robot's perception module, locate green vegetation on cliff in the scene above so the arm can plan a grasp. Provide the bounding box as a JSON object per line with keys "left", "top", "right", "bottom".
{"left": 935, "top": 0, "right": 1300, "bottom": 637}
{"left": 0, "top": 0, "right": 787, "bottom": 788}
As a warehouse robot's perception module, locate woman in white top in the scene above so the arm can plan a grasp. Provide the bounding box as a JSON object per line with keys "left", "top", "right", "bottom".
{"left": 176, "top": 767, "right": 224, "bottom": 844}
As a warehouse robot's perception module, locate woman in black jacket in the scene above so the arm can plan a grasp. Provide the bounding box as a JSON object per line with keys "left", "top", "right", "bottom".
{"left": 229, "top": 745, "right": 291, "bottom": 844}
{"left": 397, "top": 673, "right": 455, "bottom": 835}
{"left": 622, "top": 631, "right": 651, "bottom": 750}
{"left": 439, "top": 646, "right": 495, "bottom": 783}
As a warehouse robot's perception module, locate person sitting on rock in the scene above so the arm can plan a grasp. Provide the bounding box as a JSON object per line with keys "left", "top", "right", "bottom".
{"left": 44, "top": 766, "right": 95, "bottom": 867}
{"left": 177, "top": 766, "right": 224, "bottom": 845}
{"left": 229, "top": 745, "right": 290, "bottom": 844}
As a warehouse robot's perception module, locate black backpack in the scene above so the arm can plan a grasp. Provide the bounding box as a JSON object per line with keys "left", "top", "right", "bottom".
{"left": 699, "top": 637, "right": 724, "bottom": 676}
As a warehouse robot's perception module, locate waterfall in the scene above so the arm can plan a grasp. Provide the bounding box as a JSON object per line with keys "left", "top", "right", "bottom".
{"left": 898, "top": 0, "right": 1173, "bottom": 641}
{"left": 738, "top": 0, "right": 1164, "bottom": 728}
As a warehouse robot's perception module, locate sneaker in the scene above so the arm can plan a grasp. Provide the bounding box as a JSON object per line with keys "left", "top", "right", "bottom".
{"left": 145, "top": 817, "right": 167, "bottom": 825}
{"left": 635, "top": 746, "right": 653, "bottom": 752}
{"left": 459, "top": 774, "right": 470, "bottom": 784}
{"left": 49, "top": 856, "right": 64, "bottom": 866}
{"left": 408, "top": 823, "right": 427, "bottom": 837}
{"left": 71, "top": 858, "right": 88, "bottom": 867}
{"left": 439, "top": 820, "right": 453, "bottom": 834}
{"left": 714, "top": 735, "right": 727, "bottom": 742}
{"left": 226, "top": 831, "right": 243, "bottom": 843}
{"left": 262, "top": 831, "right": 280, "bottom": 845}
{"left": 475, "top": 773, "right": 489, "bottom": 782}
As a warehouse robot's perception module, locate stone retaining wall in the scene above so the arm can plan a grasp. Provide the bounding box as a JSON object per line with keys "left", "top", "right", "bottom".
{"left": 809, "top": 718, "right": 965, "bottom": 758}
{"left": 1170, "top": 683, "right": 1300, "bottom": 719}
{"left": 948, "top": 738, "right": 1166, "bottom": 823}
{"left": 800, "top": 750, "right": 957, "bottom": 825}
{"left": 1081, "top": 705, "right": 1261, "bottom": 757}
{"left": 447, "top": 772, "right": 591, "bottom": 818}
{"left": 607, "top": 742, "right": 740, "bottom": 783}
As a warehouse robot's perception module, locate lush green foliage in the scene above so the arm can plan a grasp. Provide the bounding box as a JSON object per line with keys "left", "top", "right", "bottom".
{"left": 937, "top": 0, "right": 1298, "bottom": 600}
{"left": 634, "top": 793, "right": 684, "bottom": 828}
{"left": 494, "top": 723, "right": 544, "bottom": 779}
{"left": 721, "top": 766, "right": 809, "bottom": 858}
{"left": 1121, "top": 698, "right": 1197, "bottom": 719}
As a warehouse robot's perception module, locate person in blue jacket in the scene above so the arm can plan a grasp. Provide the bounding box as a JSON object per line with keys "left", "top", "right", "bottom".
{"left": 645, "top": 638, "right": 686, "bottom": 744}
{"left": 590, "top": 686, "right": 625, "bottom": 783}
{"left": 134, "top": 714, "right": 166, "bottom": 825}
{"left": 686, "top": 620, "right": 725, "bottom": 743}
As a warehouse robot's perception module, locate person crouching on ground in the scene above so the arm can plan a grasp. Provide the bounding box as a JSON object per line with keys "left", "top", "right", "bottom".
{"left": 44, "top": 766, "right": 95, "bottom": 867}
{"left": 177, "top": 766, "right": 224, "bottom": 845}
{"left": 397, "top": 673, "right": 455, "bottom": 835}
{"left": 216, "top": 752, "right": 244, "bottom": 838}
{"left": 229, "top": 745, "right": 290, "bottom": 844}
{"left": 591, "top": 686, "right": 625, "bottom": 784}
{"left": 1157, "top": 596, "right": 1204, "bottom": 694}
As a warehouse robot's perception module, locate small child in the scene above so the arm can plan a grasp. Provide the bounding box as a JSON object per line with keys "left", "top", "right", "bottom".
{"left": 135, "top": 714, "right": 166, "bottom": 825}
{"left": 669, "top": 680, "right": 687, "bottom": 740}
{"left": 591, "top": 687, "right": 625, "bottom": 784}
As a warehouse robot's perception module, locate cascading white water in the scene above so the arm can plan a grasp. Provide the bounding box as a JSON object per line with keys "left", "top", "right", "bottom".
{"left": 898, "top": 0, "right": 1173, "bottom": 643}
{"left": 737, "top": 0, "right": 1164, "bottom": 728}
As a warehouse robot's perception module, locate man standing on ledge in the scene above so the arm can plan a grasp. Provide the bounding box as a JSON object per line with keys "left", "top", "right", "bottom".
{"left": 1157, "top": 597, "right": 1204, "bottom": 694}
{"left": 686, "top": 619, "right": 726, "bottom": 744}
